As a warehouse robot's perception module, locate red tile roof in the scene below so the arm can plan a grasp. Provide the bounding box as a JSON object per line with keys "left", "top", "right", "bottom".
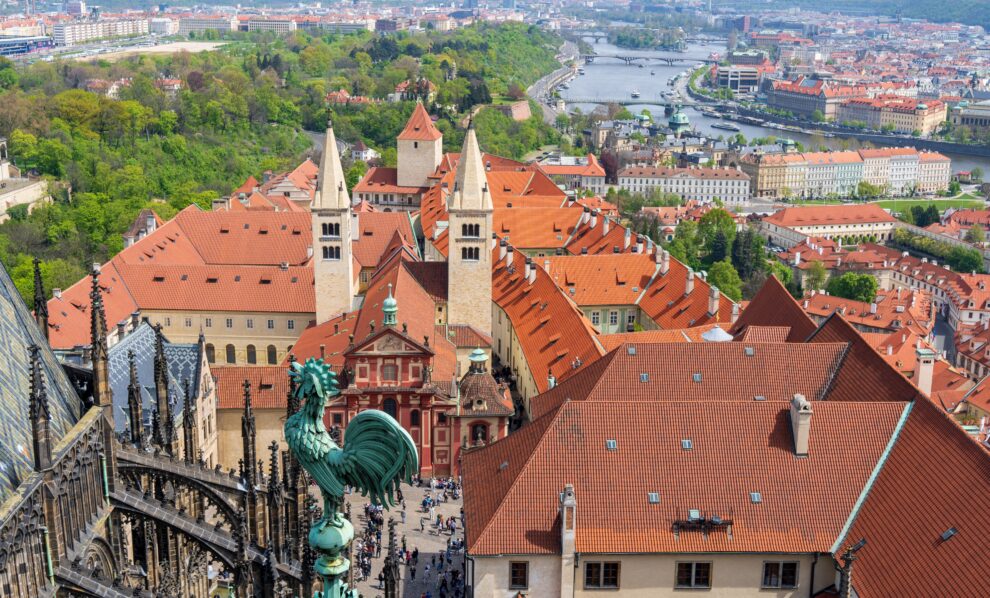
{"left": 398, "top": 103, "right": 442, "bottom": 141}
{"left": 730, "top": 275, "right": 817, "bottom": 342}
{"left": 213, "top": 365, "right": 290, "bottom": 410}
{"left": 807, "top": 314, "right": 921, "bottom": 402}
{"left": 464, "top": 399, "right": 907, "bottom": 556}
{"left": 841, "top": 398, "right": 990, "bottom": 597}
{"left": 529, "top": 341, "right": 849, "bottom": 420}
{"left": 354, "top": 167, "right": 429, "bottom": 195}
{"left": 764, "top": 203, "right": 897, "bottom": 228}
{"left": 599, "top": 324, "right": 729, "bottom": 350}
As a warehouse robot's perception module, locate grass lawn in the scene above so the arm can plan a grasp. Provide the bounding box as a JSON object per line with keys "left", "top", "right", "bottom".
{"left": 787, "top": 198, "right": 985, "bottom": 211}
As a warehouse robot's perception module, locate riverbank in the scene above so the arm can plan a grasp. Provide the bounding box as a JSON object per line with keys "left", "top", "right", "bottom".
{"left": 527, "top": 40, "right": 579, "bottom": 124}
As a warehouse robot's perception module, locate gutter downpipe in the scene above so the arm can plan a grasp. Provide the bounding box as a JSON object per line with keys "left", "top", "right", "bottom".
{"left": 808, "top": 552, "right": 819, "bottom": 598}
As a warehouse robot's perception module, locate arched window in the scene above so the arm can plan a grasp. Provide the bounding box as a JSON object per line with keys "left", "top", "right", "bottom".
{"left": 225, "top": 344, "right": 236, "bottom": 364}
{"left": 205, "top": 344, "right": 215, "bottom": 364}
{"left": 246, "top": 345, "right": 257, "bottom": 364}
{"left": 267, "top": 345, "right": 278, "bottom": 364}
{"left": 461, "top": 247, "right": 479, "bottom": 261}
{"left": 382, "top": 398, "right": 398, "bottom": 419}
{"left": 382, "top": 363, "right": 398, "bottom": 383}
{"left": 410, "top": 409, "right": 420, "bottom": 427}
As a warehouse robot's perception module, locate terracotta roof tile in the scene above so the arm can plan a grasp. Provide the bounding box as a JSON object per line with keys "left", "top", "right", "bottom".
{"left": 213, "top": 365, "right": 290, "bottom": 410}
{"left": 464, "top": 399, "right": 907, "bottom": 556}
{"left": 807, "top": 314, "right": 920, "bottom": 402}
{"left": 842, "top": 398, "right": 990, "bottom": 597}
{"left": 398, "top": 103, "right": 442, "bottom": 141}
{"left": 764, "top": 203, "right": 897, "bottom": 228}
{"left": 529, "top": 341, "right": 849, "bottom": 420}
{"left": 599, "top": 324, "right": 729, "bottom": 350}
{"left": 730, "top": 275, "right": 817, "bottom": 342}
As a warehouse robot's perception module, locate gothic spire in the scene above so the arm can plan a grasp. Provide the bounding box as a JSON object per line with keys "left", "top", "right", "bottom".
{"left": 152, "top": 324, "right": 175, "bottom": 455}
{"left": 32, "top": 258, "right": 48, "bottom": 340}
{"left": 182, "top": 378, "right": 196, "bottom": 464}
{"left": 451, "top": 119, "right": 491, "bottom": 211}
{"left": 127, "top": 350, "right": 144, "bottom": 447}
{"left": 267, "top": 440, "right": 284, "bottom": 559}
{"left": 28, "top": 344, "right": 52, "bottom": 471}
{"left": 314, "top": 118, "right": 349, "bottom": 210}
{"left": 89, "top": 266, "right": 111, "bottom": 407}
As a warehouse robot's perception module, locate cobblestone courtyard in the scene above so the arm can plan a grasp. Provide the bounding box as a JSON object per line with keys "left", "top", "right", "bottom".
{"left": 343, "top": 480, "right": 465, "bottom": 598}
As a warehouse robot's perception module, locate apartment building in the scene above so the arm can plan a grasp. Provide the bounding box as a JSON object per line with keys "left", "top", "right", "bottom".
{"left": 803, "top": 150, "right": 863, "bottom": 197}
{"left": 760, "top": 203, "right": 899, "bottom": 248}
{"left": 177, "top": 17, "right": 237, "bottom": 36}
{"left": 617, "top": 166, "right": 751, "bottom": 205}
{"left": 837, "top": 96, "right": 946, "bottom": 135}
{"left": 52, "top": 18, "right": 148, "bottom": 46}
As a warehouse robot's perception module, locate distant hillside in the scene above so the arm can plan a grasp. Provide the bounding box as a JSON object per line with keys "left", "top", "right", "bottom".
{"left": 719, "top": 0, "right": 990, "bottom": 31}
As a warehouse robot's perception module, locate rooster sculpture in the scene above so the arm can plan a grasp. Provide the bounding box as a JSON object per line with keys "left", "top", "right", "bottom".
{"left": 285, "top": 357, "right": 418, "bottom": 531}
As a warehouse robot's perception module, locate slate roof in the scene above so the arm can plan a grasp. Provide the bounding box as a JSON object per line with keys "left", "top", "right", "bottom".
{"left": 107, "top": 322, "right": 200, "bottom": 435}
{"left": 464, "top": 400, "right": 907, "bottom": 556}
{"left": 0, "top": 263, "right": 81, "bottom": 504}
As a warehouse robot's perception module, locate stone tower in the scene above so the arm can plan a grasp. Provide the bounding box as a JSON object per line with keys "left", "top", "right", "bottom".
{"left": 397, "top": 103, "right": 442, "bottom": 188}
{"left": 313, "top": 121, "right": 355, "bottom": 324}
{"left": 447, "top": 122, "right": 493, "bottom": 335}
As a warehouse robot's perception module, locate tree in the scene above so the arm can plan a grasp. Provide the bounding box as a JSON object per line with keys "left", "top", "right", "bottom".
{"left": 805, "top": 260, "right": 828, "bottom": 291}
{"left": 697, "top": 208, "right": 737, "bottom": 251}
{"left": 710, "top": 229, "right": 729, "bottom": 263}
{"left": 949, "top": 180, "right": 962, "bottom": 195}
{"left": 826, "top": 273, "right": 878, "bottom": 303}
{"left": 966, "top": 224, "right": 985, "bottom": 244}
{"left": 731, "top": 227, "right": 766, "bottom": 279}
{"left": 811, "top": 110, "right": 825, "bottom": 123}
{"left": 948, "top": 246, "right": 983, "bottom": 273}
{"left": 708, "top": 259, "right": 743, "bottom": 301}
{"left": 972, "top": 167, "right": 984, "bottom": 182}
{"left": 506, "top": 82, "right": 526, "bottom": 101}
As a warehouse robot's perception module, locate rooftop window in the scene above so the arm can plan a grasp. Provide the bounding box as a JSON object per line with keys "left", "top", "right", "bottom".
{"left": 605, "top": 439, "right": 618, "bottom": 451}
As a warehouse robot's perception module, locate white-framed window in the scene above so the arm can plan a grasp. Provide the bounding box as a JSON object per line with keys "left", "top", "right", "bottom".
{"left": 185, "top": 317, "right": 192, "bottom": 328}
{"left": 609, "top": 311, "right": 619, "bottom": 326}
{"left": 761, "top": 562, "right": 798, "bottom": 589}
{"left": 675, "top": 562, "right": 711, "bottom": 589}
{"left": 226, "top": 318, "right": 233, "bottom": 329}
{"left": 267, "top": 319, "right": 275, "bottom": 330}
{"left": 591, "top": 312, "right": 600, "bottom": 326}
{"left": 246, "top": 319, "right": 254, "bottom": 329}
{"left": 205, "top": 318, "right": 212, "bottom": 328}
{"left": 287, "top": 320, "right": 295, "bottom": 330}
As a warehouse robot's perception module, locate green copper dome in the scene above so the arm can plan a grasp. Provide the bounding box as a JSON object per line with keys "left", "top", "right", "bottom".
{"left": 383, "top": 283, "right": 397, "bottom": 327}
{"left": 469, "top": 348, "right": 487, "bottom": 363}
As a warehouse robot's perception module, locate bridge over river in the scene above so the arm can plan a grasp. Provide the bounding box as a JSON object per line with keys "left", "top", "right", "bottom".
{"left": 580, "top": 53, "right": 717, "bottom": 65}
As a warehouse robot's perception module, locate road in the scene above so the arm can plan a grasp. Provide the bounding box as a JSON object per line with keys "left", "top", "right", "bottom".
{"left": 528, "top": 40, "right": 579, "bottom": 125}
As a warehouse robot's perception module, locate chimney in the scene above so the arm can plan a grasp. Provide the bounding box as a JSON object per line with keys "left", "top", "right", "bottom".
{"left": 790, "top": 394, "right": 813, "bottom": 457}
{"left": 507, "top": 245, "right": 515, "bottom": 265}
{"left": 52, "top": 288, "right": 62, "bottom": 299}
{"left": 548, "top": 370, "right": 556, "bottom": 389}
{"left": 528, "top": 260, "right": 537, "bottom": 285}
{"left": 793, "top": 250, "right": 801, "bottom": 266}
{"left": 708, "top": 286, "right": 720, "bottom": 316}
{"left": 661, "top": 250, "right": 670, "bottom": 275}
{"left": 869, "top": 302, "right": 877, "bottom": 314}
{"left": 319, "top": 344, "right": 326, "bottom": 359}
{"left": 306, "top": 245, "right": 314, "bottom": 259}
{"left": 914, "top": 347, "right": 935, "bottom": 396}
{"left": 603, "top": 215, "right": 610, "bottom": 237}
{"left": 635, "top": 234, "right": 643, "bottom": 253}
{"left": 581, "top": 207, "right": 590, "bottom": 225}
{"left": 559, "top": 484, "right": 577, "bottom": 597}
{"left": 491, "top": 233, "right": 498, "bottom": 250}
{"left": 731, "top": 303, "right": 740, "bottom": 323}
{"left": 685, "top": 268, "right": 695, "bottom": 296}
{"left": 499, "top": 238, "right": 508, "bottom": 262}
{"left": 524, "top": 258, "right": 532, "bottom": 281}
{"left": 646, "top": 237, "right": 654, "bottom": 254}
{"left": 590, "top": 209, "right": 598, "bottom": 230}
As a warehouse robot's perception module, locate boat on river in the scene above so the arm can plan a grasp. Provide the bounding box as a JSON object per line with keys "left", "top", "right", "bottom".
{"left": 631, "top": 90, "right": 641, "bottom": 98}
{"left": 712, "top": 122, "right": 741, "bottom": 132}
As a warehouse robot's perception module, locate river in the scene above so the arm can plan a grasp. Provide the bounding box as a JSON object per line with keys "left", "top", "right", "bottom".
{"left": 561, "top": 39, "right": 990, "bottom": 173}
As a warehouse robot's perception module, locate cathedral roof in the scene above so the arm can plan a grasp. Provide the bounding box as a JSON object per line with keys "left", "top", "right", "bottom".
{"left": 0, "top": 263, "right": 81, "bottom": 504}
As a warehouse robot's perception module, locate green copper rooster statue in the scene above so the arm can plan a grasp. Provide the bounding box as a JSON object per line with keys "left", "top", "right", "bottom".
{"left": 285, "top": 357, "right": 418, "bottom": 598}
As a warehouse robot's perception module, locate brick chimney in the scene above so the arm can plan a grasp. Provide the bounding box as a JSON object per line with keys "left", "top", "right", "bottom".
{"left": 914, "top": 347, "right": 935, "bottom": 396}
{"left": 685, "top": 268, "right": 695, "bottom": 296}
{"left": 708, "top": 286, "right": 720, "bottom": 316}
{"left": 790, "top": 394, "right": 813, "bottom": 457}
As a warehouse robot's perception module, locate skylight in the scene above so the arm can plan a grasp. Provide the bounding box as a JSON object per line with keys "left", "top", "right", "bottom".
{"left": 627, "top": 346, "right": 637, "bottom": 355}
{"left": 681, "top": 439, "right": 693, "bottom": 450}
{"left": 647, "top": 492, "right": 660, "bottom": 504}
{"left": 750, "top": 492, "right": 762, "bottom": 504}
{"left": 640, "top": 373, "right": 649, "bottom": 383}
{"left": 605, "top": 439, "right": 618, "bottom": 451}
{"left": 744, "top": 346, "right": 755, "bottom": 357}
{"left": 754, "top": 395, "right": 766, "bottom": 401}
{"left": 692, "top": 373, "right": 702, "bottom": 383}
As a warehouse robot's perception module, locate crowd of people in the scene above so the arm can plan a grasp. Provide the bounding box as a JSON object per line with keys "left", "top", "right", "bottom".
{"left": 347, "top": 477, "right": 466, "bottom": 598}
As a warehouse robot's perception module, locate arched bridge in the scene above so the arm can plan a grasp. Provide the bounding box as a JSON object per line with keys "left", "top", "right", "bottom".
{"left": 580, "top": 53, "right": 717, "bottom": 66}
{"left": 562, "top": 96, "right": 699, "bottom": 107}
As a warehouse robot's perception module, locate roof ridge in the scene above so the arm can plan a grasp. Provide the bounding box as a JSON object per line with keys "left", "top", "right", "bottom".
{"left": 466, "top": 402, "right": 571, "bottom": 555}
{"left": 830, "top": 400, "right": 914, "bottom": 553}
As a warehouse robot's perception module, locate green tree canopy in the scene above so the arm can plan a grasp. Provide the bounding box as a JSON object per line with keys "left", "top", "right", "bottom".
{"left": 805, "top": 260, "right": 828, "bottom": 291}
{"left": 708, "top": 259, "right": 743, "bottom": 301}
{"left": 825, "top": 272, "right": 878, "bottom": 303}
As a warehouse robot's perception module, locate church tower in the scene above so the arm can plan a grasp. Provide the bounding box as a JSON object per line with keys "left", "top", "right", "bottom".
{"left": 397, "top": 103, "right": 443, "bottom": 188}
{"left": 447, "top": 122, "right": 492, "bottom": 335}
{"left": 313, "top": 121, "right": 355, "bottom": 324}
